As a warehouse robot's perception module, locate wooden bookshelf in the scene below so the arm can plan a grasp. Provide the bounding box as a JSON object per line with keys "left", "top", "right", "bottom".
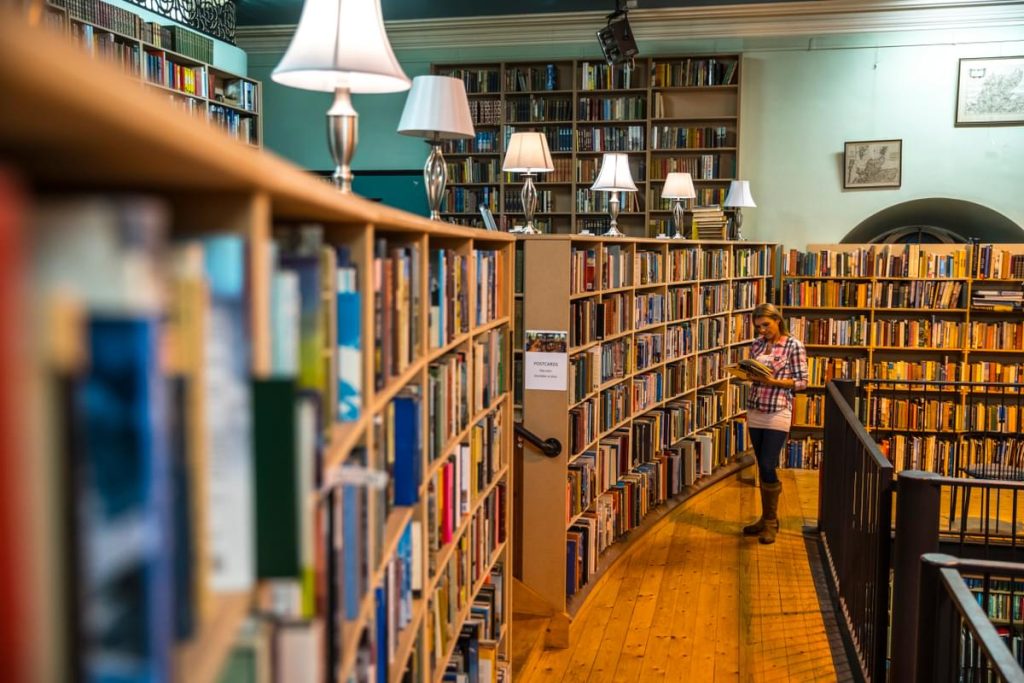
{"left": 0, "top": 12, "right": 511, "bottom": 683}
{"left": 434, "top": 56, "right": 741, "bottom": 237}
{"left": 779, "top": 242, "right": 1024, "bottom": 472}
{"left": 513, "top": 235, "right": 775, "bottom": 629}
{"left": 40, "top": 0, "right": 262, "bottom": 147}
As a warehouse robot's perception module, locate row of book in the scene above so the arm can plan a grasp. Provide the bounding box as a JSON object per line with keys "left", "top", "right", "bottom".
{"left": 650, "top": 124, "right": 733, "bottom": 149}
{"left": 699, "top": 281, "right": 732, "bottom": 317}
{"left": 580, "top": 61, "right": 640, "bottom": 91}
{"left": 784, "top": 437, "right": 823, "bottom": 469}
{"left": 443, "top": 68, "right": 501, "bottom": 94}
{"left": 649, "top": 154, "right": 734, "bottom": 181}
{"left": 447, "top": 157, "right": 500, "bottom": 184}
{"left": 875, "top": 435, "right": 1024, "bottom": 476}
{"left": 874, "top": 280, "right": 964, "bottom": 309}
{"left": 569, "top": 296, "right": 625, "bottom": 347}
{"left": 577, "top": 95, "right": 647, "bottom": 122}
{"left": 467, "top": 98, "right": 502, "bottom": 127}
{"left": 782, "top": 245, "right": 969, "bottom": 279}
{"left": 975, "top": 245, "right": 1024, "bottom": 279}
{"left": 668, "top": 286, "right": 696, "bottom": 320}
{"left": 73, "top": 24, "right": 139, "bottom": 75}
{"left": 444, "top": 131, "right": 501, "bottom": 155}
{"left": 650, "top": 58, "right": 738, "bottom": 88}
{"left": 576, "top": 125, "right": 646, "bottom": 152}
{"left": 209, "top": 105, "right": 258, "bottom": 145}
{"left": 506, "top": 64, "right": 560, "bottom": 92}
{"left": 503, "top": 190, "right": 555, "bottom": 213}
{"left": 505, "top": 97, "right": 572, "bottom": 123}
{"left": 635, "top": 291, "right": 665, "bottom": 328}
{"left": 575, "top": 189, "right": 642, "bottom": 214}
{"left": 442, "top": 186, "right": 499, "bottom": 214}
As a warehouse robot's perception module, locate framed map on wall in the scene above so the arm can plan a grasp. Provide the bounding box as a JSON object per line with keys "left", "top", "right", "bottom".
{"left": 956, "top": 56, "right": 1024, "bottom": 126}
{"left": 843, "top": 139, "right": 902, "bottom": 189}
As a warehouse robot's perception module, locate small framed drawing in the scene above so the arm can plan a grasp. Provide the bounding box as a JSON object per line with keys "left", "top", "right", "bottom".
{"left": 956, "top": 56, "right": 1024, "bottom": 126}
{"left": 843, "top": 139, "right": 902, "bottom": 189}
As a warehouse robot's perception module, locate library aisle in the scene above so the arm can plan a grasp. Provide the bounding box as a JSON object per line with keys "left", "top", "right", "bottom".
{"left": 517, "top": 469, "right": 848, "bottom": 682}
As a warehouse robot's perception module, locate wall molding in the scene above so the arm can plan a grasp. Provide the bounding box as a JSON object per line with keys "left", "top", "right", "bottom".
{"left": 237, "top": 0, "right": 1024, "bottom": 54}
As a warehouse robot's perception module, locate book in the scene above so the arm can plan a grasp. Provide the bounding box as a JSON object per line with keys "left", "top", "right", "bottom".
{"left": 726, "top": 358, "right": 773, "bottom": 381}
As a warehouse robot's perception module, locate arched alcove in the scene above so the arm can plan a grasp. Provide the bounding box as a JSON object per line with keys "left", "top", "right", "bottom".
{"left": 841, "top": 198, "right": 1024, "bottom": 244}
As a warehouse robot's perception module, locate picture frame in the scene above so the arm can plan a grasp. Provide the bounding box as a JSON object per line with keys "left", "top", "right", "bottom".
{"left": 843, "top": 139, "right": 902, "bottom": 189}
{"left": 956, "top": 56, "right": 1024, "bottom": 126}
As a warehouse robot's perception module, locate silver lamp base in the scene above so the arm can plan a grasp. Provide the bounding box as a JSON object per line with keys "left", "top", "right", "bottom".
{"left": 423, "top": 138, "right": 447, "bottom": 221}
{"left": 671, "top": 198, "right": 687, "bottom": 239}
{"left": 604, "top": 194, "right": 626, "bottom": 237}
{"left": 732, "top": 209, "right": 747, "bottom": 241}
{"left": 520, "top": 173, "right": 542, "bottom": 234}
{"left": 327, "top": 87, "right": 358, "bottom": 193}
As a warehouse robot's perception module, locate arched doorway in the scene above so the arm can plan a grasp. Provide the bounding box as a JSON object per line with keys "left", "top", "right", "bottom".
{"left": 841, "top": 198, "right": 1024, "bottom": 244}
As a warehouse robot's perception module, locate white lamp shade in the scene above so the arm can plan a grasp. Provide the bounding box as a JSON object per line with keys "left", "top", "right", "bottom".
{"left": 397, "top": 76, "right": 475, "bottom": 140}
{"left": 271, "top": 0, "right": 410, "bottom": 94}
{"left": 502, "top": 132, "right": 554, "bottom": 173}
{"left": 591, "top": 153, "right": 637, "bottom": 192}
{"left": 661, "top": 172, "right": 696, "bottom": 199}
{"left": 724, "top": 180, "right": 757, "bottom": 208}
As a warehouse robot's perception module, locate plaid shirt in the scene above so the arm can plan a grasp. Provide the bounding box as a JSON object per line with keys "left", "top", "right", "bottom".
{"left": 747, "top": 335, "right": 809, "bottom": 413}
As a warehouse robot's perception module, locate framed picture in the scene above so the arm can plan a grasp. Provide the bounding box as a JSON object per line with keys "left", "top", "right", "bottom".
{"left": 956, "top": 56, "right": 1024, "bottom": 126}
{"left": 843, "top": 139, "right": 902, "bottom": 189}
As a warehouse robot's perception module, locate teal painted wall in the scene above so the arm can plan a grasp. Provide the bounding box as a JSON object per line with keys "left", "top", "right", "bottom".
{"left": 248, "top": 28, "right": 1024, "bottom": 239}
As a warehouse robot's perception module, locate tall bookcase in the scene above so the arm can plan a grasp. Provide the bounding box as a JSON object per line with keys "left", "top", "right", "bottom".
{"left": 514, "top": 235, "right": 775, "bottom": 621}
{"left": 1, "top": 14, "right": 510, "bottom": 683}
{"left": 433, "top": 56, "right": 740, "bottom": 237}
{"left": 41, "top": 0, "right": 262, "bottom": 147}
{"left": 780, "top": 242, "right": 1024, "bottom": 473}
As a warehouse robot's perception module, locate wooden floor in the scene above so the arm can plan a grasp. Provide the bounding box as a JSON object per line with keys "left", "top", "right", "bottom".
{"left": 520, "top": 469, "right": 842, "bottom": 683}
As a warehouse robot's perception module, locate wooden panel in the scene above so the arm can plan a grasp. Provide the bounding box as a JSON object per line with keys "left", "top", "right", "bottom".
{"left": 520, "top": 237, "right": 573, "bottom": 611}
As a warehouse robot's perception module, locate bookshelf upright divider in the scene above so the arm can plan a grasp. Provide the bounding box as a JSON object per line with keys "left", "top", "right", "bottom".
{"left": 516, "top": 235, "right": 776, "bottom": 626}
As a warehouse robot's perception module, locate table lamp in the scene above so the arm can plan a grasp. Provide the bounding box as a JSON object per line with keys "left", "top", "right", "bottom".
{"left": 398, "top": 76, "right": 475, "bottom": 221}
{"left": 724, "top": 180, "right": 756, "bottom": 241}
{"left": 502, "top": 132, "right": 554, "bottom": 234}
{"left": 661, "top": 172, "right": 697, "bottom": 239}
{"left": 271, "top": 0, "right": 410, "bottom": 193}
{"left": 590, "top": 153, "right": 637, "bottom": 237}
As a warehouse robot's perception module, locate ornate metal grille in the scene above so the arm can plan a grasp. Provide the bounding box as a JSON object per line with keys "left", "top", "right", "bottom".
{"left": 125, "top": 0, "right": 235, "bottom": 45}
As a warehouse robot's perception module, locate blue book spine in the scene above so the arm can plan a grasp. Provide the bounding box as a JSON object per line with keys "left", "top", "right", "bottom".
{"left": 342, "top": 484, "right": 362, "bottom": 620}
{"left": 337, "top": 260, "right": 362, "bottom": 422}
{"left": 82, "top": 317, "right": 172, "bottom": 683}
{"left": 392, "top": 395, "right": 421, "bottom": 506}
{"left": 375, "top": 586, "right": 388, "bottom": 683}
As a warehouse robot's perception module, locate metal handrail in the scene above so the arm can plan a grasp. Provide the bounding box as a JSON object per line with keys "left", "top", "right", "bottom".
{"left": 917, "top": 553, "right": 1024, "bottom": 683}
{"left": 514, "top": 422, "right": 562, "bottom": 458}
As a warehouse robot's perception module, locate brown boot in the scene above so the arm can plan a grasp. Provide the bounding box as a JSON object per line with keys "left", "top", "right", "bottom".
{"left": 743, "top": 483, "right": 781, "bottom": 536}
{"left": 759, "top": 481, "right": 782, "bottom": 544}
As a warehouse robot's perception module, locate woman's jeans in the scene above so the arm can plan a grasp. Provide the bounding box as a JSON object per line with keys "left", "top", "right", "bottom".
{"left": 748, "top": 427, "right": 787, "bottom": 484}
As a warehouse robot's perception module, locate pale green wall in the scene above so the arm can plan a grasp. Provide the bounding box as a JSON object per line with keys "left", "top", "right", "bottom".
{"left": 249, "top": 28, "right": 1024, "bottom": 238}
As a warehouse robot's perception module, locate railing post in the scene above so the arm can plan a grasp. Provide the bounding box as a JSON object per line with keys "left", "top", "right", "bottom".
{"left": 890, "top": 470, "right": 942, "bottom": 682}
{"left": 915, "top": 553, "right": 958, "bottom": 683}
{"left": 818, "top": 379, "right": 857, "bottom": 532}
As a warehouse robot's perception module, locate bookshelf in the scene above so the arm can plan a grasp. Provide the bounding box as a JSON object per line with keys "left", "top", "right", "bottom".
{"left": 41, "top": 0, "right": 262, "bottom": 147}
{"left": 513, "top": 235, "right": 775, "bottom": 624}
{"left": 0, "top": 13, "right": 511, "bottom": 683}
{"left": 780, "top": 242, "right": 1024, "bottom": 472}
{"left": 434, "top": 56, "right": 740, "bottom": 237}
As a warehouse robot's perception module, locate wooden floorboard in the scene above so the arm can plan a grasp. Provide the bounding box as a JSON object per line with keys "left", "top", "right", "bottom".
{"left": 520, "top": 469, "right": 842, "bottom": 682}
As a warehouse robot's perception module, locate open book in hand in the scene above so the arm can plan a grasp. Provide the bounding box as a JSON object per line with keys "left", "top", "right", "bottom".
{"left": 726, "top": 358, "right": 773, "bottom": 382}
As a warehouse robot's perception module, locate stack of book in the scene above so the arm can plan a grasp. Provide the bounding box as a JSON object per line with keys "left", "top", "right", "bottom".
{"left": 691, "top": 206, "right": 728, "bottom": 239}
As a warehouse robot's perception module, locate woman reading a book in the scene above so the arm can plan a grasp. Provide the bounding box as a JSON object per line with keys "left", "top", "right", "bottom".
{"left": 742, "top": 303, "right": 808, "bottom": 544}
